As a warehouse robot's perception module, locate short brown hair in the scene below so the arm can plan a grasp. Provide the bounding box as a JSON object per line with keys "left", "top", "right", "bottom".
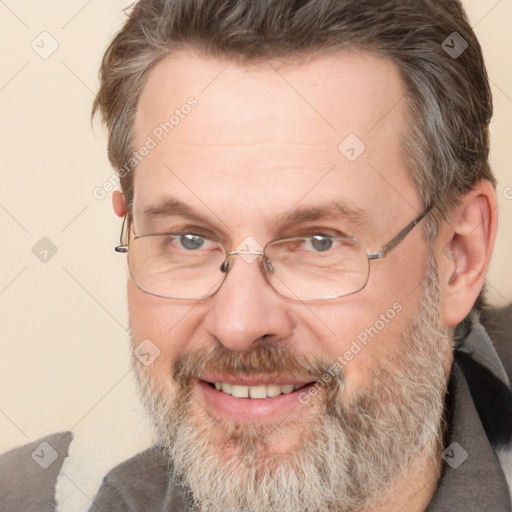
{"left": 93, "top": 0, "right": 495, "bottom": 325}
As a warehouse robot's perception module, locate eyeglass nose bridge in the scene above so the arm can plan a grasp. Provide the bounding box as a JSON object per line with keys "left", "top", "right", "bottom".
{"left": 227, "top": 249, "right": 264, "bottom": 257}
{"left": 221, "top": 249, "right": 274, "bottom": 273}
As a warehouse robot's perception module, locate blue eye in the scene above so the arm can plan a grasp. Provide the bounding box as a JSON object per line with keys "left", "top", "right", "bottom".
{"left": 178, "top": 234, "right": 205, "bottom": 250}
{"left": 309, "top": 235, "right": 334, "bottom": 252}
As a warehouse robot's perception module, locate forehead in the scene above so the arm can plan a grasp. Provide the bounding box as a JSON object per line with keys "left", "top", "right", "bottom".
{"left": 135, "top": 48, "right": 406, "bottom": 143}
{"left": 132, "top": 49, "right": 419, "bottom": 237}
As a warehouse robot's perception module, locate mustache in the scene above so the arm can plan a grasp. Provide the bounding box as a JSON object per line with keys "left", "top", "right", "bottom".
{"left": 171, "top": 343, "right": 342, "bottom": 387}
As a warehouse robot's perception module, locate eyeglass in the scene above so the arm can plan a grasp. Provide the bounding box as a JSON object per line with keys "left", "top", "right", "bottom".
{"left": 115, "top": 205, "right": 432, "bottom": 301}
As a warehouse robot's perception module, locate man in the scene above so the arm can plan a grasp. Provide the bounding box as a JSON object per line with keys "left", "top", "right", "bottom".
{"left": 1, "top": 1, "right": 510, "bottom": 511}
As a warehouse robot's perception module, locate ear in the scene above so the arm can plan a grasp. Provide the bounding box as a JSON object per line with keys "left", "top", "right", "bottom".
{"left": 437, "top": 180, "right": 498, "bottom": 327}
{"left": 112, "top": 190, "right": 127, "bottom": 218}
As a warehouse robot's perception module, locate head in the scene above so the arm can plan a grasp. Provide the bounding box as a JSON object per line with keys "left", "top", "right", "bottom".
{"left": 94, "top": 1, "right": 498, "bottom": 510}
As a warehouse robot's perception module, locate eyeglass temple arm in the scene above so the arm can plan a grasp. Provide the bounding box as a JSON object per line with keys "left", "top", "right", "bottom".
{"left": 115, "top": 214, "right": 130, "bottom": 253}
{"left": 367, "top": 204, "right": 433, "bottom": 261}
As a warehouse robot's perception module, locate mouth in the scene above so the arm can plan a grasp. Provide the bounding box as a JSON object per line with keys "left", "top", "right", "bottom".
{"left": 204, "top": 380, "right": 310, "bottom": 398}
{"left": 196, "top": 376, "right": 317, "bottom": 422}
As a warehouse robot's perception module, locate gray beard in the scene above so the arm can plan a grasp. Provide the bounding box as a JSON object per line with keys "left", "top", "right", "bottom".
{"left": 132, "top": 252, "right": 450, "bottom": 512}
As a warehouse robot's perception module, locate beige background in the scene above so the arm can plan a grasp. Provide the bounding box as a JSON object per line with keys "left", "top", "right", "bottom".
{"left": 1, "top": 0, "right": 511, "bottom": 453}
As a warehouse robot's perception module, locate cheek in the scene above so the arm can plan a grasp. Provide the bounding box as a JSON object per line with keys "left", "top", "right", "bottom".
{"left": 127, "top": 281, "right": 202, "bottom": 376}
{"left": 306, "top": 269, "right": 425, "bottom": 390}
{"left": 316, "top": 310, "right": 407, "bottom": 393}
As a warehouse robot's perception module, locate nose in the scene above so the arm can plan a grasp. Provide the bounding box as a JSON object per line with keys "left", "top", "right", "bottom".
{"left": 204, "top": 253, "right": 295, "bottom": 352}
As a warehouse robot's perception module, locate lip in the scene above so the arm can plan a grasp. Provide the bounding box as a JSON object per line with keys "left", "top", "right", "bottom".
{"left": 196, "top": 378, "right": 317, "bottom": 422}
{"left": 199, "top": 373, "right": 315, "bottom": 387}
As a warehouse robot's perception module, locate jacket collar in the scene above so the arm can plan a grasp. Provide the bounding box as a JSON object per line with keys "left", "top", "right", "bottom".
{"left": 426, "top": 322, "right": 512, "bottom": 510}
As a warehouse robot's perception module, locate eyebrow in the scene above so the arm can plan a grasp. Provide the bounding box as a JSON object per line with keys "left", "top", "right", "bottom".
{"left": 271, "top": 200, "right": 369, "bottom": 230}
{"left": 141, "top": 197, "right": 369, "bottom": 232}
{"left": 142, "top": 198, "right": 211, "bottom": 224}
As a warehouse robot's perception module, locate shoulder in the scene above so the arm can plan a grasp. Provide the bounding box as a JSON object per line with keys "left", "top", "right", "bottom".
{"left": 89, "top": 445, "right": 172, "bottom": 512}
{"left": 0, "top": 431, "right": 73, "bottom": 512}
{"left": 456, "top": 311, "right": 512, "bottom": 495}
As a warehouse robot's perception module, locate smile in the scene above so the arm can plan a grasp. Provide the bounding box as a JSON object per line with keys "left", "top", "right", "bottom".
{"left": 207, "top": 381, "right": 307, "bottom": 399}
{"left": 196, "top": 377, "right": 317, "bottom": 421}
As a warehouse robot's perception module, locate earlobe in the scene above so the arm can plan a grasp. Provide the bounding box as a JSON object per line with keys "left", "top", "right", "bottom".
{"left": 112, "top": 190, "right": 127, "bottom": 218}
{"left": 440, "top": 180, "right": 498, "bottom": 327}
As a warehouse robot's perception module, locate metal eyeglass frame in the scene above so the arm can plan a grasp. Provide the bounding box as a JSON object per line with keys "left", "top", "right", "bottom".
{"left": 114, "top": 204, "right": 433, "bottom": 301}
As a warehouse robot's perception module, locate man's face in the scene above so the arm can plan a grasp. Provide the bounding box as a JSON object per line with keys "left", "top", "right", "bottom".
{"left": 127, "top": 50, "right": 453, "bottom": 510}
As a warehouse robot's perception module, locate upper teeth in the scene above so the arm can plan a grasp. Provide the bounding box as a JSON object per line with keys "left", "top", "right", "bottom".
{"left": 214, "top": 382, "right": 301, "bottom": 399}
